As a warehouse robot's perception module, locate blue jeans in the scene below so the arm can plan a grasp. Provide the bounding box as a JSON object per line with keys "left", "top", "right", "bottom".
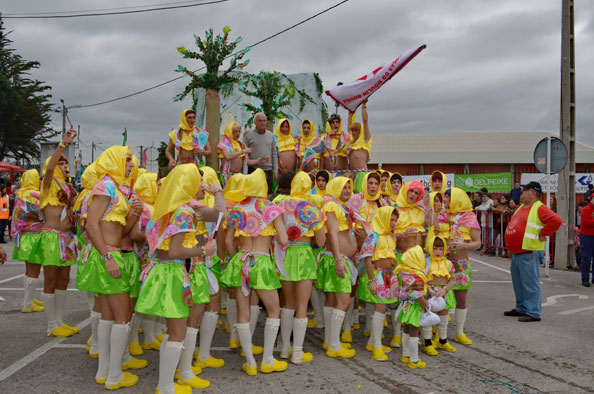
{"left": 510, "top": 251, "right": 544, "bottom": 319}
{"left": 579, "top": 233, "right": 594, "bottom": 282}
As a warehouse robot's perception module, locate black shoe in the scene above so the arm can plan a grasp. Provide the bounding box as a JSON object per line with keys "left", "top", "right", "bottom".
{"left": 504, "top": 309, "right": 524, "bottom": 317}
{"left": 518, "top": 315, "right": 541, "bottom": 322}
{"left": 582, "top": 281, "right": 591, "bottom": 287}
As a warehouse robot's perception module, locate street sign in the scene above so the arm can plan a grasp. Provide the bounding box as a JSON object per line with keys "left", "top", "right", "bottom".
{"left": 533, "top": 137, "right": 568, "bottom": 174}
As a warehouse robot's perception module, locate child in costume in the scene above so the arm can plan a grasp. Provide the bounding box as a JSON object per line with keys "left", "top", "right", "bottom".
{"left": 357, "top": 206, "right": 400, "bottom": 361}
{"left": 11, "top": 169, "right": 44, "bottom": 313}
{"left": 395, "top": 245, "right": 430, "bottom": 369}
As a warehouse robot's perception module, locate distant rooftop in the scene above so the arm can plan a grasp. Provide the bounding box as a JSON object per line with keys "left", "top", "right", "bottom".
{"left": 368, "top": 132, "right": 594, "bottom": 164}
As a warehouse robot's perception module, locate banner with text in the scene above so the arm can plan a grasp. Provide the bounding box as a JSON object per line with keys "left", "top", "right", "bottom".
{"left": 520, "top": 173, "right": 594, "bottom": 193}
{"left": 402, "top": 174, "right": 455, "bottom": 191}
{"left": 454, "top": 173, "right": 512, "bottom": 192}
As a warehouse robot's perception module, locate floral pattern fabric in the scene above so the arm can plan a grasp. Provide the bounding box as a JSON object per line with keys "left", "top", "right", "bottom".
{"left": 226, "top": 197, "right": 284, "bottom": 237}
{"left": 146, "top": 204, "right": 197, "bottom": 254}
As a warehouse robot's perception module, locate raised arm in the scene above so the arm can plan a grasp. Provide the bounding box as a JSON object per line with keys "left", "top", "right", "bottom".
{"left": 362, "top": 100, "right": 370, "bottom": 143}
{"left": 43, "top": 126, "right": 77, "bottom": 193}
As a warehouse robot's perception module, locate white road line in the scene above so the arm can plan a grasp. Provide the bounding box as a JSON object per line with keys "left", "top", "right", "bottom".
{"left": 0, "top": 274, "right": 24, "bottom": 285}
{"left": 469, "top": 257, "right": 511, "bottom": 274}
{"left": 558, "top": 305, "right": 594, "bottom": 315}
{"left": 0, "top": 318, "right": 90, "bottom": 382}
{"left": 53, "top": 344, "right": 87, "bottom": 349}
{"left": 542, "top": 294, "right": 588, "bottom": 307}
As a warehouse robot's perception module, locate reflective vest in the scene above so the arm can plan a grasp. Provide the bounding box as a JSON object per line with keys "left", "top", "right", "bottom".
{"left": 514, "top": 200, "right": 545, "bottom": 251}
{"left": 0, "top": 194, "right": 9, "bottom": 219}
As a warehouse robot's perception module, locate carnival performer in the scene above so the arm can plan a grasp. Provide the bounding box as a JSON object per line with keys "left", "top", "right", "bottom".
{"left": 217, "top": 122, "right": 250, "bottom": 179}
{"left": 430, "top": 170, "right": 447, "bottom": 194}
{"left": 220, "top": 169, "right": 289, "bottom": 376}
{"left": 76, "top": 146, "right": 144, "bottom": 389}
{"left": 11, "top": 169, "right": 44, "bottom": 313}
{"left": 357, "top": 206, "right": 400, "bottom": 361}
{"left": 385, "top": 172, "right": 403, "bottom": 207}
{"left": 394, "top": 181, "right": 426, "bottom": 251}
{"left": 165, "top": 109, "right": 212, "bottom": 168}
{"left": 296, "top": 119, "right": 321, "bottom": 173}
{"left": 321, "top": 114, "right": 349, "bottom": 172}
{"left": 312, "top": 170, "right": 331, "bottom": 197}
{"left": 31, "top": 127, "right": 78, "bottom": 338}
{"left": 442, "top": 188, "right": 481, "bottom": 345}
{"left": 276, "top": 171, "right": 325, "bottom": 365}
{"left": 274, "top": 118, "right": 297, "bottom": 175}
{"left": 307, "top": 190, "right": 326, "bottom": 329}
{"left": 346, "top": 100, "right": 372, "bottom": 171}
{"left": 379, "top": 171, "right": 390, "bottom": 198}
{"left": 395, "top": 245, "right": 429, "bottom": 369}
{"left": 422, "top": 234, "right": 457, "bottom": 356}
{"left": 136, "top": 164, "right": 216, "bottom": 393}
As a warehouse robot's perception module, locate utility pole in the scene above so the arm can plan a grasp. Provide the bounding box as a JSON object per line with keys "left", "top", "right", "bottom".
{"left": 60, "top": 99, "right": 67, "bottom": 138}
{"left": 139, "top": 145, "right": 143, "bottom": 167}
{"left": 77, "top": 125, "right": 80, "bottom": 148}
{"left": 91, "top": 142, "right": 96, "bottom": 162}
{"left": 555, "top": 0, "right": 576, "bottom": 269}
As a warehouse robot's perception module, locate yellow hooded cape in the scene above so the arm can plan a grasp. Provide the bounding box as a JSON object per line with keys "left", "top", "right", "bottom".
{"left": 347, "top": 115, "right": 372, "bottom": 153}
{"left": 168, "top": 109, "right": 196, "bottom": 150}
{"left": 274, "top": 118, "right": 296, "bottom": 152}
{"left": 200, "top": 166, "right": 220, "bottom": 208}
{"left": 152, "top": 163, "right": 201, "bottom": 221}
{"left": 95, "top": 146, "right": 137, "bottom": 187}
{"left": 218, "top": 122, "right": 244, "bottom": 158}
{"left": 223, "top": 173, "right": 245, "bottom": 203}
{"left": 73, "top": 162, "right": 98, "bottom": 212}
{"left": 430, "top": 170, "right": 447, "bottom": 193}
{"left": 395, "top": 181, "right": 425, "bottom": 233}
{"left": 41, "top": 155, "right": 70, "bottom": 209}
{"left": 224, "top": 168, "right": 267, "bottom": 202}
{"left": 386, "top": 172, "right": 402, "bottom": 204}
{"left": 444, "top": 187, "right": 477, "bottom": 241}
{"left": 17, "top": 169, "right": 40, "bottom": 204}
{"left": 290, "top": 171, "right": 313, "bottom": 201}
{"left": 134, "top": 172, "right": 158, "bottom": 205}
{"left": 299, "top": 119, "right": 316, "bottom": 157}
{"left": 322, "top": 176, "right": 352, "bottom": 231}
{"left": 314, "top": 170, "right": 332, "bottom": 197}
{"left": 425, "top": 234, "right": 451, "bottom": 281}
{"left": 394, "top": 245, "right": 428, "bottom": 289}
{"left": 370, "top": 206, "right": 397, "bottom": 261}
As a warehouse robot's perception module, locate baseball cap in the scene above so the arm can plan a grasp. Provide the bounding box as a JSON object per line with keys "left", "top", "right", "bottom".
{"left": 521, "top": 181, "right": 542, "bottom": 193}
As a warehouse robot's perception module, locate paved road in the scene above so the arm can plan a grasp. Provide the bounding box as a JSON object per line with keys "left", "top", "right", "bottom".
{"left": 1, "top": 241, "right": 593, "bottom": 394}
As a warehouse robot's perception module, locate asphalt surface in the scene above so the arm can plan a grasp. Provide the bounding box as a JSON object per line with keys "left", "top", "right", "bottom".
{"left": 1, "top": 240, "right": 593, "bottom": 394}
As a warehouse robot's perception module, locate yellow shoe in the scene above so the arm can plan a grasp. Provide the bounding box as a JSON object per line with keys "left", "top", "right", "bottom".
{"left": 122, "top": 356, "right": 148, "bottom": 370}
{"left": 129, "top": 341, "right": 144, "bottom": 356}
{"left": 192, "top": 365, "right": 202, "bottom": 375}
{"left": 143, "top": 340, "right": 161, "bottom": 351}
{"left": 156, "top": 333, "right": 165, "bottom": 342}
{"left": 352, "top": 323, "right": 360, "bottom": 330}
{"left": 363, "top": 330, "right": 371, "bottom": 337}
{"left": 407, "top": 359, "right": 426, "bottom": 369}
{"left": 217, "top": 319, "right": 223, "bottom": 328}
{"left": 62, "top": 324, "right": 79, "bottom": 334}
{"left": 431, "top": 333, "right": 440, "bottom": 347}
{"left": 322, "top": 341, "right": 351, "bottom": 350}
{"left": 138, "top": 328, "right": 143, "bottom": 334}
{"left": 33, "top": 298, "right": 44, "bottom": 306}
{"left": 307, "top": 319, "right": 323, "bottom": 328}
{"left": 290, "top": 352, "right": 313, "bottom": 364}
{"left": 87, "top": 338, "right": 92, "bottom": 345}
{"left": 224, "top": 321, "right": 230, "bottom": 333}
{"left": 96, "top": 377, "right": 107, "bottom": 384}
{"left": 432, "top": 326, "right": 436, "bottom": 335}
{"left": 455, "top": 333, "right": 472, "bottom": 345}
{"left": 85, "top": 344, "right": 90, "bottom": 352}
{"left": 424, "top": 345, "right": 438, "bottom": 356}
{"left": 220, "top": 308, "right": 227, "bottom": 315}
{"left": 260, "top": 359, "right": 288, "bottom": 373}
{"left": 365, "top": 343, "right": 392, "bottom": 353}
{"left": 89, "top": 351, "right": 98, "bottom": 359}
{"left": 241, "top": 345, "right": 263, "bottom": 357}
{"left": 448, "top": 315, "right": 451, "bottom": 322}
{"left": 242, "top": 363, "right": 258, "bottom": 376}
{"left": 177, "top": 375, "right": 210, "bottom": 389}
{"left": 229, "top": 339, "right": 240, "bottom": 349}
{"left": 437, "top": 341, "right": 457, "bottom": 353}
{"left": 384, "top": 319, "right": 388, "bottom": 327}
{"left": 22, "top": 304, "right": 45, "bottom": 313}
{"left": 194, "top": 356, "right": 225, "bottom": 369}
{"left": 280, "top": 346, "right": 293, "bottom": 359}
{"left": 400, "top": 356, "right": 410, "bottom": 363}
{"left": 155, "top": 383, "right": 192, "bottom": 394}
{"left": 371, "top": 348, "right": 388, "bottom": 361}
{"left": 105, "top": 371, "right": 139, "bottom": 390}
{"left": 47, "top": 326, "right": 72, "bottom": 338}
{"left": 390, "top": 335, "right": 401, "bottom": 348}
{"left": 326, "top": 345, "right": 356, "bottom": 359}
{"left": 341, "top": 330, "right": 352, "bottom": 343}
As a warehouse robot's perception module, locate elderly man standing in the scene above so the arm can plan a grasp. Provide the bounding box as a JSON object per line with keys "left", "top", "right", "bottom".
{"left": 504, "top": 182, "right": 562, "bottom": 322}
{"left": 244, "top": 112, "right": 278, "bottom": 195}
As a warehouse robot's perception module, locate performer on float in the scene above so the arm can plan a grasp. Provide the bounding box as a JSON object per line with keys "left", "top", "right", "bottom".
{"left": 32, "top": 127, "right": 78, "bottom": 338}
{"left": 379, "top": 171, "right": 391, "bottom": 199}
{"left": 357, "top": 206, "right": 400, "bottom": 361}
{"left": 321, "top": 114, "right": 349, "bottom": 172}
{"left": 385, "top": 172, "right": 403, "bottom": 207}
{"left": 11, "top": 169, "right": 44, "bottom": 313}
{"left": 276, "top": 171, "right": 325, "bottom": 365}
{"left": 442, "top": 188, "right": 481, "bottom": 345}
{"left": 220, "top": 169, "right": 289, "bottom": 376}
{"left": 395, "top": 245, "right": 429, "bottom": 369}
{"left": 346, "top": 100, "right": 372, "bottom": 172}
{"left": 274, "top": 118, "right": 297, "bottom": 175}
{"left": 165, "top": 109, "right": 212, "bottom": 168}
{"left": 312, "top": 170, "right": 331, "bottom": 197}
{"left": 136, "top": 164, "right": 215, "bottom": 393}
{"left": 296, "top": 119, "right": 321, "bottom": 173}
{"left": 217, "top": 122, "right": 250, "bottom": 178}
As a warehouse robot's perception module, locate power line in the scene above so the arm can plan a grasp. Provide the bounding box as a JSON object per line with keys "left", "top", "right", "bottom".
{"left": 1, "top": 0, "right": 228, "bottom": 19}
{"left": 75, "top": 0, "right": 350, "bottom": 109}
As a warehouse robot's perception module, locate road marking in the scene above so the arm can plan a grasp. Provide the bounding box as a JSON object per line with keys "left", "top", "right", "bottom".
{"left": 558, "top": 305, "right": 594, "bottom": 315}
{"left": 0, "top": 274, "right": 24, "bottom": 285}
{"left": 54, "top": 344, "right": 87, "bottom": 349}
{"left": 542, "top": 294, "right": 588, "bottom": 307}
{"left": 469, "top": 257, "right": 510, "bottom": 274}
{"left": 0, "top": 317, "right": 90, "bottom": 382}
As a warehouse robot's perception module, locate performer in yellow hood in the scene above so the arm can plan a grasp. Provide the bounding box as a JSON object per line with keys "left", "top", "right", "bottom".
{"left": 297, "top": 119, "right": 319, "bottom": 173}
{"left": 313, "top": 170, "right": 331, "bottom": 197}
{"left": 322, "top": 114, "right": 349, "bottom": 171}
{"left": 274, "top": 118, "right": 297, "bottom": 175}
{"left": 165, "top": 109, "right": 212, "bottom": 168}
{"left": 347, "top": 99, "right": 372, "bottom": 171}
{"left": 394, "top": 181, "right": 427, "bottom": 250}
{"left": 218, "top": 121, "right": 249, "bottom": 176}
{"left": 430, "top": 170, "right": 447, "bottom": 193}
{"left": 385, "top": 172, "right": 403, "bottom": 206}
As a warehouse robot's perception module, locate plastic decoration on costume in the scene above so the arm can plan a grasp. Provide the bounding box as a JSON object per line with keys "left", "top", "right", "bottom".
{"left": 172, "top": 109, "right": 209, "bottom": 166}
{"left": 419, "top": 308, "right": 441, "bottom": 327}
{"left": 426, "top": 296, "right": 445, "bottom": 313}
{"left": 217, "top": 122, "right": 247, "bottom": 178}
{"left": 11, "top": 169, "right": 41, "bottom": 248}
{"left": 322, "top": 118, "right": 350, "bottom": 167}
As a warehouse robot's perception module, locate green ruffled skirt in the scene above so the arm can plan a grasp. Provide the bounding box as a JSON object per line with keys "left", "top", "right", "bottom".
{"left": 12, "top": 233, "right": 41, "bottom": 263}
{"left": 280, "top": 244, "right": 317, "bottom": 282}
{"left": 452, "top": 258, "right": 472, "bottom": 290}
{"left": 76, "top": 248, "right": 130, "bottom": 295}
{"left": 122, "top": 251, "right": 141, "bottom": 299}
{"left": 30, "top": 231, "right": 75, "bottom": 267}
{"left": 398, "top": 301, "right": 423, "bottom": 327}
{"left": 190, "top": 263, "right": 211, "bottom": 305}
{"left": 357, "top": 269, "right": 399, "bottom": 304}
{"left": 316, "top": 254, "right": 352, "bottom": 294}
{"left": 135, "top": 262, "right": 190, "bottom": 319}
{"left": 220, "top": 252, "right": 281, "bottom": 290}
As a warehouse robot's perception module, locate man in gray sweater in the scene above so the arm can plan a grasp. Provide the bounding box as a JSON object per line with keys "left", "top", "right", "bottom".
{"left": 244, "top": 112, "right": 279, "bottom": 195}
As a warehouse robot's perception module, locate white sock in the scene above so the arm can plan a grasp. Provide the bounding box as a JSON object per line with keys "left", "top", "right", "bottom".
{"left": 129, "top": 313, "right": 141, "bottom": 344}
{"left": 122, "top": 330, "right": 132, "bottom": 365}
{"left": 221, "top": 291, "right": 228, "bottom": 309}
{"left": 292, "top": 317, "right": 307, "bottom": 360}
{"left": 310, "top": 289, "right": 324, "bottom": 325}
{"left": 439, "top": 315, "right": 448, "bottom": 340}
{"left": 158, "top": 341, "right": 183, "bottom": 394}
{"left": 23, "top": 276, "right": 36, "bottom": 309}
{"left": 280, "top": 308, "right": 295, "bottom": 355}
{"left": 329, "top": 309, "right": 346, "bottom": 352}
{"left": 96, "top": 320, "right": 114, "bottom": 380}
{"left": 90, "top": 311, "right": 101, "bottom": 354}
{"left": 364, "top": 303, "right": 374, "bottom": 333}
{"left": 249, "top": 305, "right": 260, "bottom": 337}
{"left": 227, "top": 299, "right": 239, "bottom": 342}
{"left": 323, "top": 306, "right": 333, "bottom": 343}
{"left": 455, "top": 308, "right": 467, "bottom": 336}
{"left": 106, "top": 323, "right": 129, "bottom": 385}
{"left": 157, "top": 317, "right": 167, "bottom": 336}
{"left": 409, "top": 336, "right": 419, "bottom": 363}
{"left": 262, "top": 318, "right": 280, "bottom": 365}
{"left": 421, "top": 326, "right": 433, "bottom": 341}
{"left": 159, "top": 334, "right": 169, "bottom": 359}
{"left": 178, "top": 327, "right": 198, "bottom": 381}
{"left": 198, "top": 312, "right": 218, "bottom": 361}
{"left": 143, "top": 314, "right": 156, "bottom": 344}
{"left": 42, "top": 292, "right": 58, "bottom": 332}
{"left": 236, "top": 322, "right": 256, "bottom": 367}
{"left": 85, "top": 291, "right": 95, "bottom": 311}
{"left": 372, "top": 312, "right": 385, "bottom": 350}
{"left": 54, "top": 289, "right": 67, "bottom": 327}
{"left": 343, "top": 298, "right": 354, "bottom": 332}
{"left": 402, "top": 333, "right": 410, "bottom": 358}
{"left": 393, "top": 316, "right": 401, "bottom": 338}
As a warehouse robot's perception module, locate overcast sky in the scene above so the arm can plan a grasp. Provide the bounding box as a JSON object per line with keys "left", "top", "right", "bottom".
{"left": 3, "top": 0, "right": 593, "bottom": 164}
